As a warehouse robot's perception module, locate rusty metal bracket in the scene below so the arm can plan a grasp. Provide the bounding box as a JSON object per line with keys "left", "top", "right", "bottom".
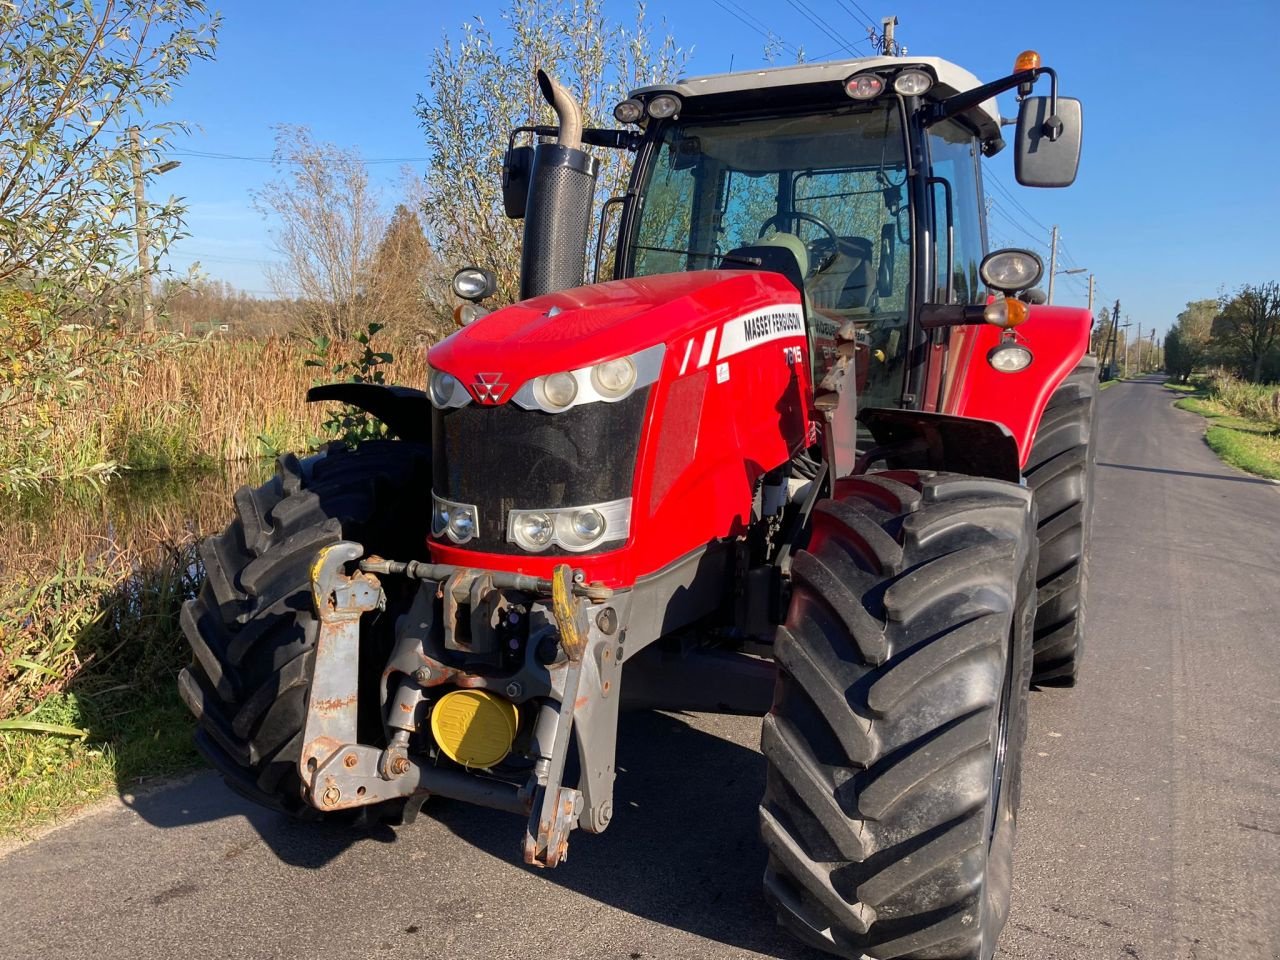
{"left": 523, "top": 564, "right": 587, "bottom": 867}
{"left": 298, "top": 541, "right": 384, "bottom": 798}
{"left": 310, "top": 743, "right": 531, "bottom": 814}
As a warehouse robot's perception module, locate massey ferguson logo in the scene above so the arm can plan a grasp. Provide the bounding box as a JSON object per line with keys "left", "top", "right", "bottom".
{"left": 472, "top": 372, "right": 509, "bottom": 403}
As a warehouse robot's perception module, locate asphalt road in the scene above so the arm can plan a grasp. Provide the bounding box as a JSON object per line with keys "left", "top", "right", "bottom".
{"left": 2, "top": 376, "right": 1277, "bottom": 960}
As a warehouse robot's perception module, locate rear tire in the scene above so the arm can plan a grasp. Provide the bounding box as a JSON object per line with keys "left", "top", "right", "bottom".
{"left": 761, "top": 470, "right": 1036, "bottom": 959}
{"left": 1024, "top": 357, "right": 1097, "bottom": 684}
{"left": 177, "top": 441, "right": 431, "bottom": 815}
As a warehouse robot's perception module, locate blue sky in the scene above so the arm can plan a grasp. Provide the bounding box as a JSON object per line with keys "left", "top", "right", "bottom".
{"left": 155, "top": 0, "right": 1280, "bottom": 334}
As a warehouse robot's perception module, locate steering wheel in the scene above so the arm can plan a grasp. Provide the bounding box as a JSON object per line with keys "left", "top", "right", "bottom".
{"left": 757, "top": 211, "right": 840, "bottom": 274}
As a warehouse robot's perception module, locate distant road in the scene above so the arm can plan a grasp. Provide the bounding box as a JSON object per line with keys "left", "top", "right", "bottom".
{"left": 1, "top": 375, "right": 1277, "bottom": 960}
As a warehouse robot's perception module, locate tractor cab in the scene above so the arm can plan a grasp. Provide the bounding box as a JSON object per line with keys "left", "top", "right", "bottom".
{"left": 611, "top": 55, "right": 1076, "bottom": 409}
{"left": 492, "top": 51, "right": 1082, "bottom": 472}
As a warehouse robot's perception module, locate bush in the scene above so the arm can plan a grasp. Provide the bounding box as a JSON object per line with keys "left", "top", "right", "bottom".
{"left": 1206, "top": 373, "right": 1280, "bottom": 426}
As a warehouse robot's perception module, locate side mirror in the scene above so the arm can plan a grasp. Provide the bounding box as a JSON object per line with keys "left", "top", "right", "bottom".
{"left": 1014, "top": 95, "right": 1082, "bottom": 187}
{"left": 502, "top": 144, "right": 533, "bottom": 219}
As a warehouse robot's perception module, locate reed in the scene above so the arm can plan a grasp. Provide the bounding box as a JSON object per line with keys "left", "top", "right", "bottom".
{"left": 0, "top": 334, "right": 430, "bottom": 493}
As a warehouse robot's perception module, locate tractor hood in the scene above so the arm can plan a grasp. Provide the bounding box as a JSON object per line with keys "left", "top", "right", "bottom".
{"left": 428, "top": 270, "right": 802, "bottom": 402}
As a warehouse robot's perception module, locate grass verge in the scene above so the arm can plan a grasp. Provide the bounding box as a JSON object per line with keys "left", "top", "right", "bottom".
{"left": 1173, "top": 395, "right": 1280, "bottom": 481}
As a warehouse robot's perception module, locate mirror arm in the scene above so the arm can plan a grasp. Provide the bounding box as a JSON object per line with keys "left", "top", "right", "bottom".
{"left": 510, "top": 125, "right": 641, "bottom": 151}
{"left": 922, "top": 66, "right": 1058, "bottom": 133}
{"left": 1037, "top": 67, "right": 1063, "bottom": 142}
{"left": 918, "top": 303, "right": 989, "bottom": 330}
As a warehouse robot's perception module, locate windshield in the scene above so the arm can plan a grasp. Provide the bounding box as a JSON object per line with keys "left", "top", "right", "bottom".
{"left": 626, "top": 104, "right": 912, "bottom": 409}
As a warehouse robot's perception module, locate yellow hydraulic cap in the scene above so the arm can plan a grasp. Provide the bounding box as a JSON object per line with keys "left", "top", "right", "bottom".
{"left": 430, "top": 689, "right": 519, "bottom": 768}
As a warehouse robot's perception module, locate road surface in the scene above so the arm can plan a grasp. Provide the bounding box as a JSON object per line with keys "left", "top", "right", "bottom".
{"left": 2, "top": 376, "right": 1277, "bottom": 959}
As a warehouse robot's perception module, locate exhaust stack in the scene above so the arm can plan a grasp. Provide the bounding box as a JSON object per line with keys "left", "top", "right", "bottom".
{"left": 519, "top": 70, "right": 599, "bottom": 301}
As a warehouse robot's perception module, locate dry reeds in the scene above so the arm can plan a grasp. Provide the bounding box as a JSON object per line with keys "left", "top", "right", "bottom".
{"left": 1, "top": 335, "right": 430, "bottom": 491}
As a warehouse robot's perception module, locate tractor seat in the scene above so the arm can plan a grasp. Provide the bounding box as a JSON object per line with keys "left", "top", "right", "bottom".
{"left": 807, "top": 236, "right": 874, "bottom": 311}
{"left": 719, "top": 233, "right": 809, "bottom": 294}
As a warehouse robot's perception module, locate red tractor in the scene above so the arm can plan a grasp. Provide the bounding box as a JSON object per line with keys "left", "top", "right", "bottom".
{"left": 180, "top": 48, "right": 1093, "bottom": 960}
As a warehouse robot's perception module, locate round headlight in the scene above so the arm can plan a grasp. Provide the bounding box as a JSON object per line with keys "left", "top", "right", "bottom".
{"left": 646, "top": 94, "right": 681, "bottom": 119}
{"left": 988, "top": 343, "right": 1034, "bottom": 373}
{"left": 446, "top": 506, "right": 476, "bottom": 543}
{"left": 844, "top": 74, "right": 885, "bottom": 100}
{"left": 570, "top": 508, "right": 605, "bottom": 542}
{"left": 893, "top": 69, "right": 933, "bottom": 96}
{"left": 452, "top": 266, "right": 496, "bottom": 302}
{"left": 613, "top": 98, "right": 644, "bottom": 124}
{"left": 979, "top": 249, "right": 1044, "bottom": 292}
{"left": 540, "top": 371, "right": 578, "bottom": 408}
{"left": 514, "top": 512, "right": 554, "bottom": 550}
{"left": 590, "top": 357, "right": 637, "bottom": 398}
{"left": 430, "top": 370, "right": 458, "bottom": 407}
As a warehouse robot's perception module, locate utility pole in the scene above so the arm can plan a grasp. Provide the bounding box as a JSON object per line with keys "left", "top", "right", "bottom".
{"left": 1103, "top": 299, "right": 1121, "bottom": 378}
{"left": 1046, "top": 224, "right": 1059, "bottom": 304}
{"left": 1121, "top": 320, "right": 1133, "bottom": 379}
{"left": 1087, "top": 273, "right": 1095, "bottom": 313}
{"left": 1136, "top": 322, "right": 1142, "bottom": 374}
{"left": 130, "top": 125, "right": 154, "bottom": 333}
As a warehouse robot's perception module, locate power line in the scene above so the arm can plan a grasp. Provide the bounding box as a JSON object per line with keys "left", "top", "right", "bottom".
{"left": 783, "top": 0, "right": 863, "bottom": 57}
{"left": 171, "top": 249, "right": 280, "bottom": 265}
{"left": 171, "top": 149, "right": 428, "bottom": 166}
{"left": 1056, "top": 236, "right": 1085, "bottom": 271}
{"left": 714, "top": 0, "right": 802, "bottom": 58}
{"left": 987, "top": 197, "right": 1051, "bottom": 251}
{"left": 985, "top": 170, "right": 1051, "bottom": 234}
{"left": 833, "top": 0, "right": 878, "bottom": 34}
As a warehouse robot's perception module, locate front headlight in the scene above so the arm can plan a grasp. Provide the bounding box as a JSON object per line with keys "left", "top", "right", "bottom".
{"left": 512, "top": 344, "right": 664, "bottom": 413}
{"left": 429, "top": 366, "right": 471, "bottom": 409}
{"left": 507, "top": 498, "right": 632, "bottom": 553}
{"left": 432, "top": 493, "right": 480, "bottom": 544}
{"left": 539, "top": 371, "right": 579, "bottom": 408}
{"left": 590, "top": 357, "right": 637, "bottom": 398}
{"left": 511, "top": 511, "right": 555, "bottom": 550}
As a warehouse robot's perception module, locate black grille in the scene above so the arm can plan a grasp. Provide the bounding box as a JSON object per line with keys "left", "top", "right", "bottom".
{"left": 432, "top": 387, "right": 651, "bottom": 555}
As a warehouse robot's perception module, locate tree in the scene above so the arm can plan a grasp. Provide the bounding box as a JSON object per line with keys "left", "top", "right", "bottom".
{"left": 1211, "top": 282, "right": 1280, "bottom": 382}
{"left": 416, "top": 0, "right": 686, "bottom": 303}
{"left": 367, "top": 204, "right": 449, "bottom": 343}
{"left": 1164, "top": 299, "right": 1216, "bottom": 381}
{"left": 253, "top": 125, "right": 387, "bottom": 342}
{"left": 0, "top": 0, "right": 218, "bottom": 325}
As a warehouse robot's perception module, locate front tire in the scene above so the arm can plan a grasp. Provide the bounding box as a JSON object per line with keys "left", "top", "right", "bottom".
{"left": 761, "top": 471, "right": 1036, "bottom": 959}
{"left": 1024, "top": 357, "right": 1097, "bottom": 684}
{"left": 177, "top": 441, "right": 431, "bottom": 815}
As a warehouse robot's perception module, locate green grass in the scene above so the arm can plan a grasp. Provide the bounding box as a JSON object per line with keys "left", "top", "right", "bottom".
{"left": 1173, "top": 396, "right": 1280, "bottom": 481}
{"left": 1163, "top": 380, "right": 1200, "bottom": 394}
{"left": 0, "top": 540, "right": 203, "bottom": 838}
{"left": 0, "top": 694, "right": 197, "bottom": 836}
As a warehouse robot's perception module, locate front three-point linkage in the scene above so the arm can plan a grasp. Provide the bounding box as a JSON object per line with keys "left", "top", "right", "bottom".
{"left": 299, "top": 544, "right": 614, "bottom": 867}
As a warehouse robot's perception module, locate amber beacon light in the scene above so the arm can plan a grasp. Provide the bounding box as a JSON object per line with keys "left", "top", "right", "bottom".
{"left": 1014, "top": 50, "right": 1041, "bottom": 73}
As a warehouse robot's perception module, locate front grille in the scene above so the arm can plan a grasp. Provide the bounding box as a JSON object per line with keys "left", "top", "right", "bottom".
{"left": 432, "top": 387, "right": 651, "bottom": 555}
